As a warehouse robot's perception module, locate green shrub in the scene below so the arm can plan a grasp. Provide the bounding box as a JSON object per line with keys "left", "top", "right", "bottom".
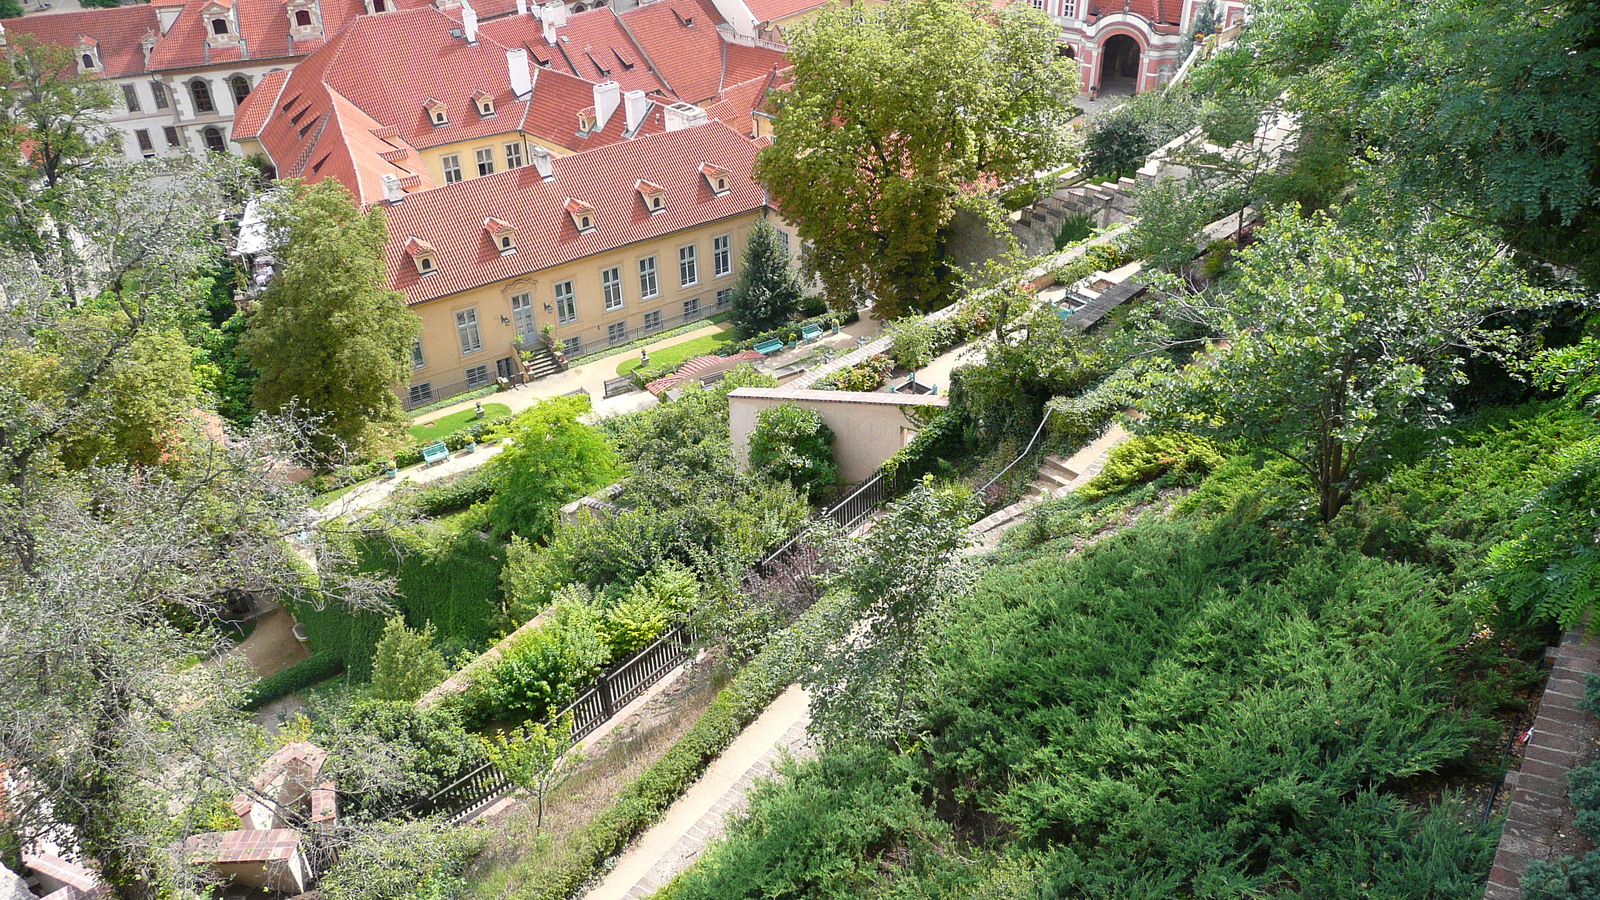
{"left": 885, "top": 317, "right": 955, "bottom": 371}
{"left": 510, "top": 593, "right": 841, "bottom": 900}
{"left": 320, "top": 821, "right": 486, "bottom": 900}
{"left": 1046, "top": 242, "right": 1134, "bottom": 289}
{"left": 1054, "top": 214, "right": 1095, "bottom": 251}
{"left": 1044, "top": 362, "right": 1154, "bottom": 450}
{"left": 407, "top": 467, "right": 497, "bottom": 517}
{"left": 241, "top": 652, "right": 344, "bottom": 711}
{"left": 1076, "top": 432, "right": 1224, "bottom": 501}
{"left": 464, "top": 600, "right": 610, "bottom": 726}
{"left": 816, "top": 354, "right": 892, "bottom": 392}
{"left": 747, "top": 402, "right": 839, "bottom": 501}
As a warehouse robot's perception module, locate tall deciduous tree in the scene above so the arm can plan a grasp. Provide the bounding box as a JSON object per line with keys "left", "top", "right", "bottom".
{"left": 728, "top": 220, "right": 804, "bottom": 337}
{"left": 483, "top": 395, "right": 617, "bottom": 542}
{"left": 241, "top": 180, "right": 420, "bottom": 467}
{"left": 804, "top": 478, "right": 980, "bottom": 749}
{"left": 758, "top": 0, "right": 1076, "bottom": 318}
{"left": 0, "top": 35, "right": 118, "bottom": 301}
{"left": 1141, "top": 203, "right": 1558, "bottom": 522}
{"left": 747, "top": 402, "right": 837, "bottom": 501}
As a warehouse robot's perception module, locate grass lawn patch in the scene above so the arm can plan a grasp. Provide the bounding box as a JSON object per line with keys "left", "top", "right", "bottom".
{"left": 615, "top": 332, "right": 729, "bottom": 377}
{"left": 410, "top": 403, "right": 511, "bottom": 443}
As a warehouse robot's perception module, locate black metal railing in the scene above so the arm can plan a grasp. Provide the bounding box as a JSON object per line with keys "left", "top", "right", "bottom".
{"left": 410, "top": 625, "right": 695, "bottom": 822}
{"left": 756, "top": 462, "right": 917, "bottom": 577}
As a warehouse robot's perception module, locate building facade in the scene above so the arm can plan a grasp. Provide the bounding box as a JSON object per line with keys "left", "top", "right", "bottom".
{"left": 378, "top": 121, "right": 786, "bottom": 406}
{"left": 1034, "top": 0, "right": 1245, "bottom": 95}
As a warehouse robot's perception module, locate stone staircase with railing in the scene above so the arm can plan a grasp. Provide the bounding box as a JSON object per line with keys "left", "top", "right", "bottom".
{"left": 521, "top": 343, "right": 563, "bottom": 380}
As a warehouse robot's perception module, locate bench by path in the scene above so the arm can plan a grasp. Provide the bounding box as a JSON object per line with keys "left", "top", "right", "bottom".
{"left": 1484, "top": 626, "right": 1600, "bottom": 899}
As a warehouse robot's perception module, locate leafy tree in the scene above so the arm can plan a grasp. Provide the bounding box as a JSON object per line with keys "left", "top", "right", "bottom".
{"left": 804, "top": 478, "right": 980, "bottom": 748}
{"left": 240, "top": 180, "right": 420, "bottom": 467}
{"left": 482, "top": 394, "right": 617, "bottom": 541}
{"left": 318, "top": 821, "right": 486, "bottom": 900}
{"left": 729, "top": 220, "right": 805, "bottom": 336}
{"left": 748, "top": 402, "right": 838, "bottom": 501}
{"left": 0, "top": 0, "right": 24, "bottom": 19}
{"left": 1080, "top": 88, "right": 1200, "bottom": 180}
{"left": 758, "top": 0, "right": 1077, "bottom": 317}
{"left": 368, "top": 617, "right": 450, "bottom": 702}
{"left": 315, "top": 698, "right": 485, "bottom": 817}
{"left": 1141, "top": 203, "right": 1557, "bottom": 522}
{"left": 0, "top": 35, "right": 118, "bottom": 301}
{"left": 481, "top": 714, "right": 584, "bottom": 831}
{"left": 1194, "top": 0, "right": 1600, "bottom": 285}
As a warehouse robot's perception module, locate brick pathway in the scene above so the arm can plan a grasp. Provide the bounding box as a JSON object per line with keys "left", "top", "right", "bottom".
{"left": 1485, "top": 627, "right": 1600, "bottom": 900}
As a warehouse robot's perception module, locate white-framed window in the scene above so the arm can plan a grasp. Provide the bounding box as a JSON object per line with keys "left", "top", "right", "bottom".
{"left": 643, "top": 309, "right": 663, "bottom": 331}
{"left": 554, "top": 280, "right": 577, "bottom": 324}
{"left": 602, "top": 266, "right": 624, "bottom": 310}
{"left": 776, "top": 229, "right": 791, "bottom": 252}
{"left": 607, "top": 321, "right": 627, "bottom": 344}
{"left": 408, "top": 382, "right": 433, "bottom": 405}
{"left": 475, "top": 147, "right": 495, "bottom": 177}
{"left": 122, "top": 84, "right": 141, "bottom": 112}
{"left": 442, "top": 154, "right": 462, "bottom": 184}
{"left": 466, "top": 364, "right": 490, "bottom": 387}
{"left": 678, "top": 244, "right": 698, "bottom": 287}
{"left": 638, "top": 256, "right": 659, "bottom": 299}
{"left": 504, "top": 142, "right": 523, "bottom": 169}
{"left": 456, "top": 308, "right": 482, "bottom": 355}
{"left": 410, "top": 339, "right": 426, "bottom": 370}
{"left": 712, "top": 234, "right": 732, "bottom": 278}
{"left": 562, "top": 336, "right": 583, "bottom": 357}
{"left": 510, "top": 292, "right": 536, "bottom": 339}
{"left": 683, "top": 297, "right": 701, "bottom": 319}
{"left": 716, "top": 287, "right": 733, "bottom": 309}
{"left": 1061, "top": 0, "right": 1076, "bottom": 15}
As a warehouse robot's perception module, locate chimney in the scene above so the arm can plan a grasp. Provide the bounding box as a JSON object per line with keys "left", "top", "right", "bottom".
{"left": 542, "top": 16, "right": 557, "bottom": 44}
{"left": 663, "top": 102, "right": 708, "bottom": 132}
{"left": 516, "top": 0, "right": 526, "bottom": 14}
{"left": 381, "top": 174, "right": 404, "bottom": 203}
{"left": 156, "top": 4, "right": 181, "bottom": 34}
{"left": 592, "top": 81, "right": 620, "bottom": 131}
{"left": 0, "top": 23, "right": 7, "bottom": 48}
{"left": 530, "top": 145, "right": 554, "bottom": 180}
{"left": 541, "top": 0, "right": 567, "bottom": 27}
{"left": 462, "top": 0, "right": 478, "bottom": 42}
{"left": 508, "top": 48, "right": 533, "bottom": 99}
{"left": 624, "top": 89, "right": 648, "bottom": 134}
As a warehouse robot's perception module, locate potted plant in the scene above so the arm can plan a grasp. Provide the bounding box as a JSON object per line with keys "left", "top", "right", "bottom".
{"left": 384, "top": 458, "right": 399, "bottom": 479}
{"left": 786, "top": 331, "right": 800, "bottom": 349}
{"left": 540, "top": 322, "right": 557, "bottom": 347}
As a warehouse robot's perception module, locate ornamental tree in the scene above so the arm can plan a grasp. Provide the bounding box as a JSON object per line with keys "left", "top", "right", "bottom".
{"left": 240, "top": 179, "right": 420, "bottom": 468}
{"left": 1140, "top": 203, "right": 1558, "bottom": 522}
{"left": 748, "top": 401, "right": 838, "bottom": 500}
{"left": 758, "top": 0, "right": 1077, "bottom": 317}
{"left": 483, "top": 394, "right": 617, "bottom": 541}
{"left": 729, "top": 220, "right": 805, "bottom": 337}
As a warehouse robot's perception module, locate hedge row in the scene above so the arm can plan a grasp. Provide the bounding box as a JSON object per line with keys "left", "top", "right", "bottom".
{"left": 241, "top": 652, "right": 345, "bottom": 711}
{"left": 407, "top": 467, "right": 498, "bottom": 517}
{"left": 711, "top": 310, "right": 859, "bottom": 357}
{"left": 513, "top": 594, "right": 844, "bottom": 900}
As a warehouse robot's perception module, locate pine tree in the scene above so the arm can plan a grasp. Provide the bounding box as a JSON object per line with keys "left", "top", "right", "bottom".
{"left": 729, "top": 220, "right": 805, "bottom": 337}
{"left": 368, "top": 618, "right": 449, "bottom": 702}
{"left": 240, "top": 179, "right": 420, "bottom": 467}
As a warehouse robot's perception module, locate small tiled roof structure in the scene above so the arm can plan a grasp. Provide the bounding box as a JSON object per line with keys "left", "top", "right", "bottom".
{"left": 183, "top": 828, "right": 302, "bottom": 865}
{"left": 380, "top": 121, "right": 769, "bottom": 306}
{"left": 21, "top": 853, "right": 108, "bottom": 900}
{"left": 0, "top": 6, "right": 160, "bottom": 79}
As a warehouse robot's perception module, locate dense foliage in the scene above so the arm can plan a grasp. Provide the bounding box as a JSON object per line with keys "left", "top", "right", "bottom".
{"left": 482, "top": 395, "right": 617, "bottom": 542}
{"left": 1522, "top": 677, "right": 1600, "bottom": 900}
{"left": 747, "top": 403, "right": 838, "bottom": 500}
{"left": 729, "top": 221, "right": 806, "bottom": 336}
{"left": 1080, "top": 88, "right": 1200, "bottom": 180}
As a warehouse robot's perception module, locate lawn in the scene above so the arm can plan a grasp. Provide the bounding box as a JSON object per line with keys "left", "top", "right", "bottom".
{"left": 614, "top": 332, "right": 729, "bottom": 377}
{"left": 409, "top": 402, "right": 510, "bottom": 444}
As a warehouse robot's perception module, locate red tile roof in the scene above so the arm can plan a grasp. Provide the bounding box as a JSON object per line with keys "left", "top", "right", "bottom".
{"left": 1, "top": 6, "right": 160, "bottom": 79}
{"left": 616, "top": 0, "right": 729, "bottom": 104}
{"left": 230, "top": 66, "right": 289, "bottom": 139}
{"left": 144, "top": 0, "right": 434, "bottom": 72}
{"left": 743, "top": 0, "right": 828, "bottom": 24}
{"left": 382, "top": 121, "right": 768, "bottom": 305}
{"left": 1084, "top": 0, "right": 1186, "bottom": 33}
{"left": 183, "top": 829, "right": 301, "bottom": 864}
{"left": 479, "top": 7, "right": 668, "bottom": 96}
{"left": 720, "top": 40, "right": 786, "bottom": 87}
{"left": 702, "top": 66, "right": 786, "bottom": 137}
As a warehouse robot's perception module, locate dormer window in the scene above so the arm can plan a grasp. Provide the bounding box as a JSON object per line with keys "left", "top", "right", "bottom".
{"left": 405, "top": 236, "right": 438, "bottom": 275}
{"left": 211, "top": 18, "right": 230, "bottom": 34}
{"left": 578, "top": 109, "right": 596, "bottom": 133}
{"left": 484, "top": 217, "right": 515, "bottom": 254}
{"left": 473, "top": 90, "right": 495, "bottom": 118}
{"left": 203, "top": 0, "right": 239, "bottom": 45}
{"left": 76, "top": 37, "right": 101, "bottom": 73}
{"left": 636, "top": 180, "right": 666, "bottom": 214}
{"left": 565, "top": 198, "right": 596, "bottom": 233}
{"left": 700, "top": 162, "right": 731, "bottom": 196}
{"left": 426, "top": 98, "right": 448, "bottom": 126}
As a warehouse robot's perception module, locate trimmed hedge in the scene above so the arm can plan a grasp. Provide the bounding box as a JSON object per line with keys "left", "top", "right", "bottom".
{"left": 408, "top": 467, "right": 497, "bottom": 517}
{"left": 512, "top": 594, "right": 844, "bottom": 900}
{"left": 241, "top": 652, "right": 345, "bottom": 711}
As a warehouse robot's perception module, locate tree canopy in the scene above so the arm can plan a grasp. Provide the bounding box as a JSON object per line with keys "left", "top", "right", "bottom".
{"left": 240, "top": 179, "right": 420, "bottom": 467}
{"left": 729, "top": 220, "right": 805, "bottom": 337}
{"left": 1140, "top": 202, "right": 1559, "bottom": 521}
{"left": 758, "top": 0, "right": 1077, "bottom": 318}
{"left": 483, "top": 394, "right": 618, "bottom": 542}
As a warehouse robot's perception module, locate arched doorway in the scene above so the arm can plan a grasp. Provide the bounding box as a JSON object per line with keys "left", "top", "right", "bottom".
{"left": 1098, "top": 33, "right": 1141, "bottom": 94}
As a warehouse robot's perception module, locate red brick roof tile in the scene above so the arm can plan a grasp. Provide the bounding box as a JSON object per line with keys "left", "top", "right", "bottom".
{"left": 382, "top": 121, "right": 767, "bottom": 306}
{"left": 2, "top": 6, "right": 159, "bottom": 79}
{"left": 616, "top": 0, "right": 728, "bottom": 103}
{"left": 145, "top": 0, "right": 433, "bottom": 73}
{"left": 230, "top": 66, "right": 288, "bottom": 139}
{"left": 743, "top": 0, "right": 828, "bottom": 25}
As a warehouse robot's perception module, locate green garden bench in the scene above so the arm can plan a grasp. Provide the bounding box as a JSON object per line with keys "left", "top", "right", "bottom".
{"left": 800, "top": 324, "right": 823, "bottom": 342}
{"left": 753, "top": 338, "right": 785, "bottom": 355}
{"left": 422, "top": 441, "right": 450, "bottom": 465}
